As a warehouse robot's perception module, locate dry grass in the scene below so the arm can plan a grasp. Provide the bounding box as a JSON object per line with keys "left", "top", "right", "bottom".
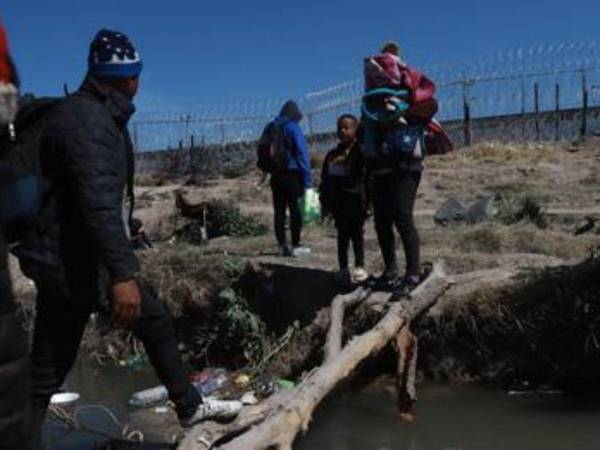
{"left": 426, "top": 223, "right": 597, "bottom": 260}
{"left": 419, "top": 252, "right": 600, "bottom": 387}
{"left": 138, "top": 245, "right": 240, "bottom": 317}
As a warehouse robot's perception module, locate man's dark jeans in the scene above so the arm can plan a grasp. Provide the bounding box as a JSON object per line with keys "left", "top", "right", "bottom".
{"left": 29, "top": 281, "right": 200, "bottom": 449}
{"left": 372, "top": 170, "right": 422, "bottom": 277}
{"left": 270, "top": 170, "right": 303, "bottom": 248}
{"left": 0, "top": 233, "right": 30, "bottom": 450}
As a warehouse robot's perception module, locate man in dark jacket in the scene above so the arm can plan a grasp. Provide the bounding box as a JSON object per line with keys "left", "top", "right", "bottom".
{"left": 270, "top": 100, "right": 312, "bottom": 257}
{"left": 13, "top": 29, "right": 240, "bottom": 449}
{"left": 0, "top": 19, "right": 31, "bottom": 450}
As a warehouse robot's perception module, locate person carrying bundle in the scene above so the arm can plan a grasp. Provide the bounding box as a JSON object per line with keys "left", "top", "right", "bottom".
{"left": 362, "top": 41, "right": 448, "bottom": 296}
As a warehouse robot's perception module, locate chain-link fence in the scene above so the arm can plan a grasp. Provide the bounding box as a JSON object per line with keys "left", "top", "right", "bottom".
{"left": 135, "top": 43, "right": 600, "bottom": 176}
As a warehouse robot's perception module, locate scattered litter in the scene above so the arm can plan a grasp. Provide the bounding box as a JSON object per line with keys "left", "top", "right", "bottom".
{"left": 189, "top": 367, "right": 227, "bottom": 385}
{"left": 240, "top": 391, "right": 258, "bottom": 405}
{"left": 128, "top": 385, "right": 168, "bottom": 407}
{"left": 434, "top": 197, "right": 467, "bottom": 226}
{"left": 276, "top": 379, "right": 296, "bottom": 390}
{"left": 434, "top": 195, "right": 498, "bottom": 226}
{"left": 118, "top": 354, "right": 145, "bottom": 369}
{"left": 50, "top": 392, "right": 80, "bottom": 406}
{"left": 467, "top": 195, "right": 497, "bottom": 224}
{"left": 508, "top": 389, "right": 563, "bottom": 397}
{"left": 233, "top": 373, "right": 251, "bottom": 388}
{"left": 153, "top": 406, "right": 170, "bottom": 414}
{"left": 255, "top": 377, "right": 276, "bottom": 398}
{"left": 193, "top": 370, "right": 230, "bottom": 396}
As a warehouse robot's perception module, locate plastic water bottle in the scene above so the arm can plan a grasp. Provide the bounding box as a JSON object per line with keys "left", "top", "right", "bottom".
{"left": 128, "top": 385, "right": 168, "bottom": 407}
{"left": 194, "top": 373, "right": 230, "bottom": 396}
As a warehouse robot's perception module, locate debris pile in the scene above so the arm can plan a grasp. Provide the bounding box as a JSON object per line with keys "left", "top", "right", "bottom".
{"left": 175, "top": 192, "right": 267, "bottom": 243}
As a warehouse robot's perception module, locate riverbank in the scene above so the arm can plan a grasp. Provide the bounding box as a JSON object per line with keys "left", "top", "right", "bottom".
{"left": 11, "top": 139, "right": 600, "bottom": 447}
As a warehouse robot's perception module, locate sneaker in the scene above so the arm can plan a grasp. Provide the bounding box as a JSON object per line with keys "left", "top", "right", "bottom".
{"left": 390, "top": 276, "right": 420, "bottom": 300}
{"left": 351, "top": 267, "right": 369, "bottom": 284}
{"left": 291, "top": 246, "right": 311, "bottom": 257}
{"left": 180, "top": 398, "right": 242, "bottom": 428}
{"left": 366, "top": 268, "right": 399, "bottom": 291}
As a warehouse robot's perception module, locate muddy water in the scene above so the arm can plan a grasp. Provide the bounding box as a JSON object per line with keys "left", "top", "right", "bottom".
{"left": 44, "top": 364, "right": 600, "bottom": 450}
{"left": 43, "top": 361, "right": 160, "bottom": 449}
{"left": 297, "top": 382, "right": 600, "bottom": 450}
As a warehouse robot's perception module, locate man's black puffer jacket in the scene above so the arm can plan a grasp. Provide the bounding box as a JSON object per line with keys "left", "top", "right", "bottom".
{"left": 13, "top": 75, "right": 139, "bottom": 303}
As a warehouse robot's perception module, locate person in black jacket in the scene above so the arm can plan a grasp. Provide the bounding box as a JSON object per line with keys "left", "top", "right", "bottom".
{"left": 12, "top": 30, "right": 240, "bottom": 449}
{"left": 320, "top": 115, "right": 368, "bottom": 285}
{"left": 0, "top": 20, "right": 31, "bottom": 450}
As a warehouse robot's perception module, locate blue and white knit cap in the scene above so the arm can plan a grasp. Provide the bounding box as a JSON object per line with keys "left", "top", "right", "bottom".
{"left": 88, "top": 29, "right": 142, "bottom": 78}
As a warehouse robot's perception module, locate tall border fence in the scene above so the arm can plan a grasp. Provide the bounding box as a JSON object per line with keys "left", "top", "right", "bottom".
{"left": 135, "top": 43, "right": 600, "bottom": 177}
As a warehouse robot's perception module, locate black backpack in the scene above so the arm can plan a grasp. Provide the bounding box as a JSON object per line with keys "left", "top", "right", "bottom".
{"left": 0, "top": 97, "right": 63, "bottom": 243}
{"left": 256, "top": 121, "right": 288, "bottom": 174}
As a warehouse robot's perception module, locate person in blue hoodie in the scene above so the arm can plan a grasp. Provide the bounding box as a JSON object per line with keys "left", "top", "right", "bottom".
{"left": 270, "top": 100, "right": 312, "bottom": 257}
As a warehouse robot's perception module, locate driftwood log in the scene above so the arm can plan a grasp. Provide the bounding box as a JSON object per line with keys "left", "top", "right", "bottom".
{"left": 394, "top": 326, "right": 418, "bottom": 423}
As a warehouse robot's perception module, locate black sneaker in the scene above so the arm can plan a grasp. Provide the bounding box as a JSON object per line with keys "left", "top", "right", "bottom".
{"left": 390, "top": 276, "right": 420, "bottom": 301}
{"left": 366, "top": 269, "right": 399, "bottom": 291}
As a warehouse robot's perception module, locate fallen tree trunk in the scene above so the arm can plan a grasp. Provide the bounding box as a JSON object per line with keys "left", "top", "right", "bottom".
{"left": 324, "top": 287, "right": 371, "bottom": 362}
{"left": 219, "top": 263, "right": 451, "bottom": 450}
{"left": 178, "top": 390, "right": 294, "bottom": 450}
{"left": 264, "top": 267, "right": 518, "bottom": 379}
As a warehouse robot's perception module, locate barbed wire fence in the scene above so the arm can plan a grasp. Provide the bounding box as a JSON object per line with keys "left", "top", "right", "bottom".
{"left": 134, "top": 43, "right": 600, "bottom": 176}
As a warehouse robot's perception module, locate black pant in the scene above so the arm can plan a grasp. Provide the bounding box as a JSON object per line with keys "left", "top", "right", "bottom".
{"left": 0, "top": 234, "right": 31, "bottom": 450}
{"left": 29, "top": 283, "right": 200, "bottom": 449}
{"left": 271, "top": 171, "right": 303, "bottom": 247}
{"left": 337, "top": 220, "right": 365, "bottom": 269}
{"left": 372, "top": 171, "right": 422, "bottom": 277}
{"left": 0, "top": 313, "right": 30, "bottom": 450}
{"left": 332, "top": 192, "right": 365, "bottom": 270}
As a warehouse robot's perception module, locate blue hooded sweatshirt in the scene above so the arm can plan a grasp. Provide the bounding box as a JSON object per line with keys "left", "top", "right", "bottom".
{"left": 273, "top": 100, "right": 312, "bottom": 188}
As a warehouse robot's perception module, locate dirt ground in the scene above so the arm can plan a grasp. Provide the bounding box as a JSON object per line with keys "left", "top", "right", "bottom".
{"left": 10, "top": 138, "right": 600, "bottom": 365}
{"left": 133, "top": 138, "right": 600, "bottom": 280}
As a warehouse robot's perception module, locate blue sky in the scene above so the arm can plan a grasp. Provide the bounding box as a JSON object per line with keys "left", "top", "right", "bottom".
{"left": 3, "top": 0, "right": 598, "bottom": 109}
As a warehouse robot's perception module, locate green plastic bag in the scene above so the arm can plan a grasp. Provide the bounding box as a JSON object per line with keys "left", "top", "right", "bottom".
{"left": 299, "top": 188, "right": 321, "bottom": 224}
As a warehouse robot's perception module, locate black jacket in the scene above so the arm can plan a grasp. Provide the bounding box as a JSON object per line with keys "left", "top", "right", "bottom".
{"left": 319, "top": 141, "right": 367, "bottom": 223}
{"left": 0, "top": 231, "right": 12, "bottom": 314}
{"left": 13, "top": 76, "right": 139, "bottom": 303}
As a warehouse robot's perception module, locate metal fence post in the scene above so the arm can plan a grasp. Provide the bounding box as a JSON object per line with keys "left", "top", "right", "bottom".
{"left": 555, "top": 84, "right": 560, "bottom": 141}
{"left": 462, "top": 81, "right": 472, "bottom": 147}
{"left": 220, "top": 118, "right": 226, "bottom": 148}
{"left": 306, "top": 112, "right": 315, "bottom": 148}
{"left": 189, "top": 135, "right": 195, "bottom": 175}
{"left": 581, "top": 70, "right": 588, "bottom": 139}
{"left": 521, "top": 81, "right": 526, "bottom": 139}
{"left": 534, "top": 83, "right": 540, "bottom": 141}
